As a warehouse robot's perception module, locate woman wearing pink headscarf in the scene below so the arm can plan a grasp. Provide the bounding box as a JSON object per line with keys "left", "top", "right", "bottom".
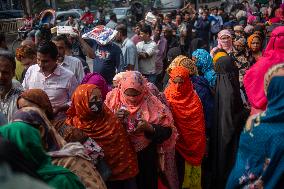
{"left": 105, "top": 71, "right": 178, "bottom": 189}
{"left": 244, "top": 26, "right": 284, "bottom": 114}
{"left": 210, "top": 30, "right": 233, "bottom": 57}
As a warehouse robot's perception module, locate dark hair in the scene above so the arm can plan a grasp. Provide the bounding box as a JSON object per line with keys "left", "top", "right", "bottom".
{"left": 0, "top": 51, "right": 16, "bottom": 71}
{"left": 140, "top": 24, "right": 152, "bottom": 36}
{"left": 0, "top": 33, "right": 6, "bottom": 44}
{"left": 110, "top": 13, "right": 117, "bottom": 21}
{"left": 165, "top": 14, "right": 172, "bottom": 19}
{"left": 37, "top": 41, "right": 58, "bottom": 60}
{"left": 154, "top": 23, "right": 163, "bottom": 31}
{"left": 116, "top": 24, "right": 127, "bottom": 37}
{"left": 52, "top": 34, "right": 69, "bottom": 45}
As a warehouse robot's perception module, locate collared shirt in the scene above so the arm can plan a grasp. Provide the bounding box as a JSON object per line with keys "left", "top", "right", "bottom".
{"left": 0, "top": 79, "right": 23, "bottom": 123}
{"left": 136, "top": 40, "right": 158, "bottom": 75}
{"left": 60, "top": 55, "right": 85, "bottom": 83}
{"left": 22, "top": 64, "right": 78, "bottom": 110}
{"left": 121, "top": 38, "right": 138, "bottom": 71}
{"left": 152, "top": 36, "right": 167, "bottom": 75}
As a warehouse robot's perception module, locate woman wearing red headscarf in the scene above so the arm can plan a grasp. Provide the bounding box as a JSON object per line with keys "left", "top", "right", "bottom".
{"left": 164, "top": 66, "right": 206, "bottom": 189}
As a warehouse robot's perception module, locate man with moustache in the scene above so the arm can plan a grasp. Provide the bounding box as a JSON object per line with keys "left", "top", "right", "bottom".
{"left": 115, "top": 24, "right": 138, "bottom": 71}
{"left": 22, "top": 41, "right": 78, "bottom": 120}
{"left": 0, "top": 52, "right": 23, "bottom": 123}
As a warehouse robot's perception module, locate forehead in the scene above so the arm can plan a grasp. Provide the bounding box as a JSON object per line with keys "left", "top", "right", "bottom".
{"left": 53, "top": 40, "right": 65, "bottom": 46}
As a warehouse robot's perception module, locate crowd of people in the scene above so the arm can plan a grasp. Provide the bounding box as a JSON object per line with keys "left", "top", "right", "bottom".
{"left": 0, "top": 1, "right": 284, "bottom": 189}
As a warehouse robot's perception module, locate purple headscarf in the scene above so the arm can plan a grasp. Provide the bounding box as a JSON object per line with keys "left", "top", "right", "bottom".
{"left": 81, "top": 73, "right": 109, "bottom": 100}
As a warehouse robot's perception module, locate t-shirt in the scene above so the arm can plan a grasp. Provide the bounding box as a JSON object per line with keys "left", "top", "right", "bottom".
{"left": 136, "top": 40, "right": 157, "bottom": 75}
{"left": 92, "top": 40, "right": 123, "bottom": 84}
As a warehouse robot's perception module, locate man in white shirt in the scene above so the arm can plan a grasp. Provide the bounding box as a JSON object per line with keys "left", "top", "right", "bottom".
{"left": 22, "top": 41, "right": 78, "bottom": 119}
{"left": 136, "top": 25, "right": 158, "bottom": 83}
{"left": 115, "top": 24, "right": 138, "bottom": 71}
{"left": 52, "top": 35, "right": 85, "bottom": 82}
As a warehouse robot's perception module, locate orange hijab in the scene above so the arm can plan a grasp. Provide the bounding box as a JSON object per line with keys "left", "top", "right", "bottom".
{"left": 65, "top": 84, "right": 138, "bottom": 181}
{"left": 164, "top": 66, "right": 206, "bottom": 166}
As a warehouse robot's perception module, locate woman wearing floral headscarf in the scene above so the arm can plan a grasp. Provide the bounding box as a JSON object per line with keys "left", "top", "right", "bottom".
{"left": 105, "top": 71, "right": 176, "bottom": 189}
{"left": 164, "top": 66, "right": 206, "bottom": 189}
{"left": 210, "top": 30, "right": 234, "bottom": 57}
{"left": 233, "top": 36, "right": 250, "bottom": 88}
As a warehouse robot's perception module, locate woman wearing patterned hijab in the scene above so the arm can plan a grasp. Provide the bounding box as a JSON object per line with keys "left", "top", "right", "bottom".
{"left": 105, "top": 71, "right": 175, "bottom": 189}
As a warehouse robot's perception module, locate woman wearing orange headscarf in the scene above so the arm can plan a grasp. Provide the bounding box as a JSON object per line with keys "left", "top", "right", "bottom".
{"left": 164, "top": 66, "right": 206, "bottom": 189}
{"left": 65, "top": 84, "right": 139, "bottom": 188}
{"left": 105, "top": 71, "right": 176, "bottom": 189}
{"left": 247, "top": 34, "right": 263, "bottom": 65}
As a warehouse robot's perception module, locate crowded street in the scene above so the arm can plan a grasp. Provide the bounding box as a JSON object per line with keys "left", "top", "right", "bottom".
{"left": 0, "top": 0, "right": 284, "bottom": 188}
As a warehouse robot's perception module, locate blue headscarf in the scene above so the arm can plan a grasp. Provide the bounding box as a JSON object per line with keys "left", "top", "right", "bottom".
{"left": 226, "top": 76, "right": 284, "bottom": 189}
{"left": 192, "top": 49, "right": 216, "bottom": 87}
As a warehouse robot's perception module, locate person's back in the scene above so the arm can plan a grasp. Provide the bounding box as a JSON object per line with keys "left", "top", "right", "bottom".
{"left": 92, "top": 40, "right": 123, "bottom": 84}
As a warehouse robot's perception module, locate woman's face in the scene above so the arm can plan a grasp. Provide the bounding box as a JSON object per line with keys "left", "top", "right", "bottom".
{"left": 173, "top": 76, "right": 184, "bottom": 84}
{"left": 124, "top": 88, "right": 142, "bottom": 105}
{"left": 251, "top": 37, "right": 261, "bottom": 52}
{"left": 18, "top": 98, "right": 40, "bottom": 109}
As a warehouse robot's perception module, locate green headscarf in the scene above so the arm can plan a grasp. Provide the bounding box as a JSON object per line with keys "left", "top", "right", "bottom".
{"left": 0, "top": 122, "right": 85, "bottom": 189}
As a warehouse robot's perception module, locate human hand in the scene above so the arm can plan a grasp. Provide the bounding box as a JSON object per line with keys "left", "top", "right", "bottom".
{"left": 134, "top": 120, "right": 154, "bottom": 133}
{"left": 116, "top": 109, "right": 129, "bottom": 121}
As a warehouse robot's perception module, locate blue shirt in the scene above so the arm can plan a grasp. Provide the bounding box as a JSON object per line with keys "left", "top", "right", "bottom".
{"left": 92, "top": 40, "right": 124, "bottom": 84}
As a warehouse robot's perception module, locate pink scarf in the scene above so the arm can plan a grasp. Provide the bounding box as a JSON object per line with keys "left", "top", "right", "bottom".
{"left": 244, "top": 26, "right": 284, "bottom": 112}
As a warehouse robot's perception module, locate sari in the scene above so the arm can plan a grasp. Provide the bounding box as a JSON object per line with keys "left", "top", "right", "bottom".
{"left": 164, "top": 66, "right": 206, "bottom": 189}
{"left": 244, "top": 26, "right": 284, "bottom": 113}
{"left": 0, "top": 122, "right": 85, "bottom": 189}
{"left": 192, "top": 49, "right": 216, "bottom": 87}
{"left": 226, "top": 66, "right": 284, "bottom": 189}
{"left": 12, "top": 107, "right": 107, "bottom": 189}
{"left": 66, "top": 84, "right": 139, "bottom": 181}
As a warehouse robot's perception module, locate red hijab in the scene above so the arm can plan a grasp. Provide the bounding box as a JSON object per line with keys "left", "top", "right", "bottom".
{"left": 164, "top": 66, "right": 206, "bottom": 166}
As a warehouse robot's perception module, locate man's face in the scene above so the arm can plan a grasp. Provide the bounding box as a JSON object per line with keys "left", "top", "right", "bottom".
{"left": 0, "top": 57, "right": 14, "bottom": 94}
{"left": 139, "top": 31, "right": 149, "bottom": 42}
{"left": 115, "top": 32, "right": 123, "bottom": 43}
{"left": 53, "top": 40, "right": 65, "bottom": 58}
{"left": 202, "top": 12, "right": 208, "bottom": 19}
{"left": 37, "top": 52, "right": 57, "bottom": 73}
{"left": 134, "top": 26, "right": 140, "bottom": 35}
{"left": 184, "top": 14, "right": 190, "bottom": 21}
{"left": 176, "top": 15, "right": 182, "bottom": 25}
{"left": 68, "top": 16, "right": 74, "bottom": 23}
{"left": 154, "top": 27, "right": 161, "bottom": 38}
{"left": 164, "top": 16, "right": 171, "bottom": 24}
